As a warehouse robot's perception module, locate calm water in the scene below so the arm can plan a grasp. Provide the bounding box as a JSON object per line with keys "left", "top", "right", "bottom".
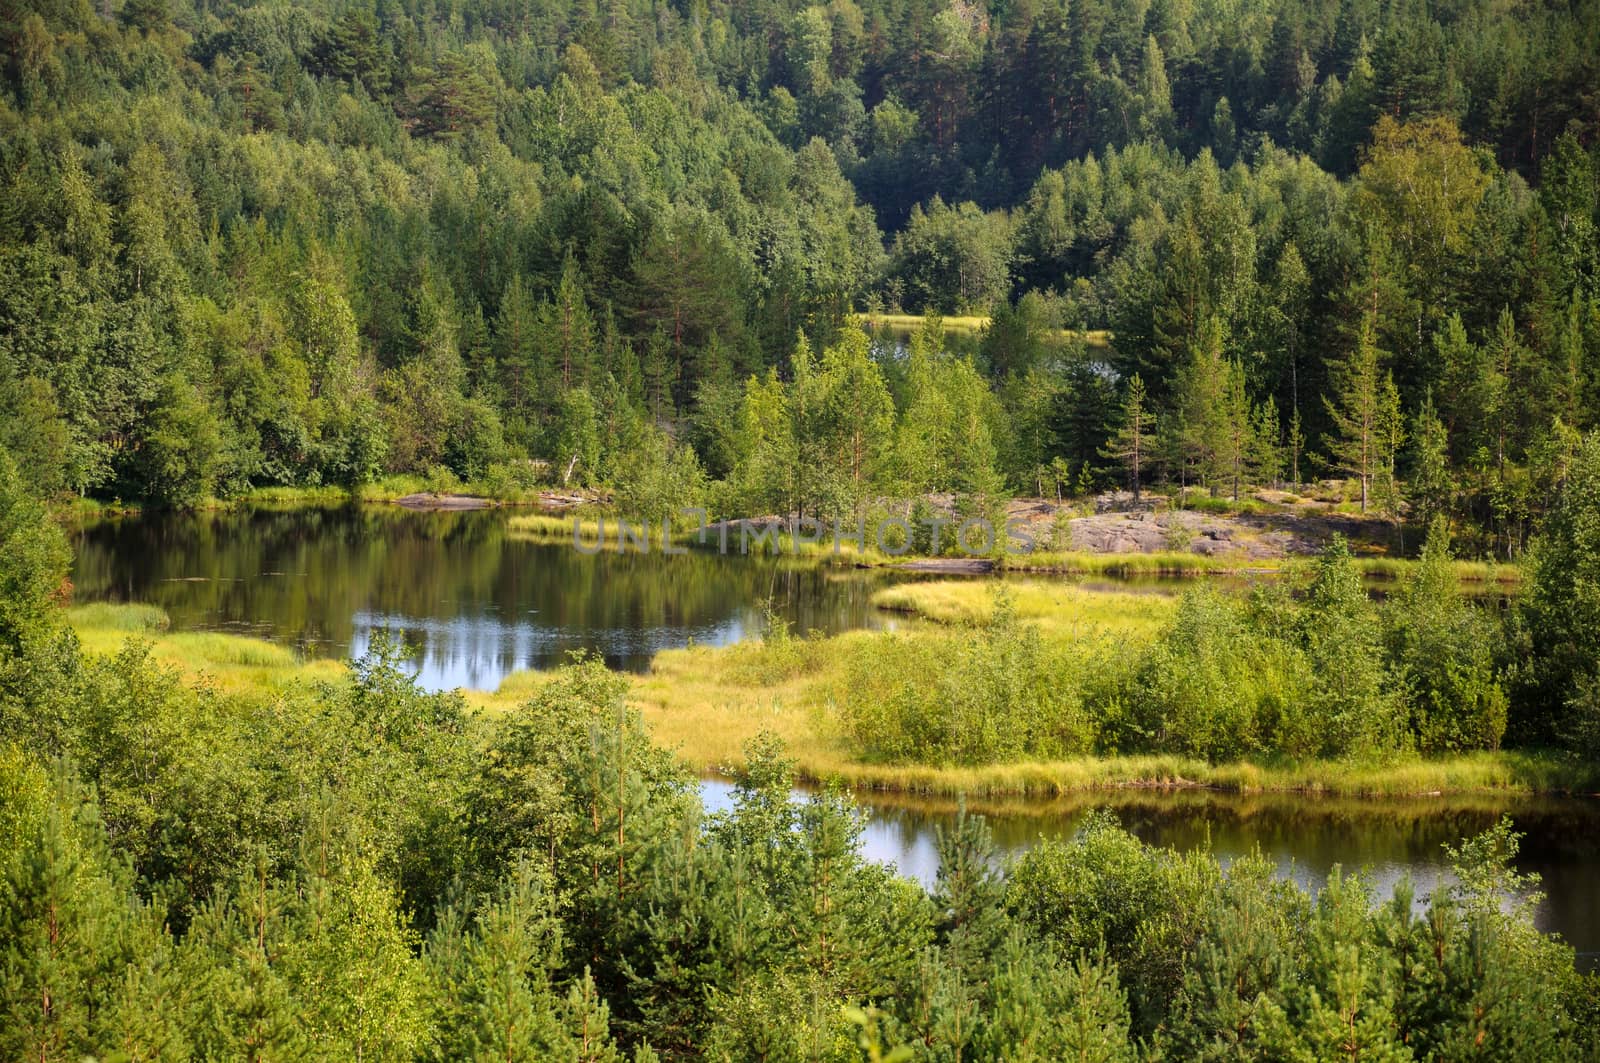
{"left": 72, "top": 505, "right": 1599, "bottom": 965}
{"left": 702, "top": 782, "right": 1600, "bottom": 968}
{"left": 71, "top": 504, "right": 916, "bottom": 687}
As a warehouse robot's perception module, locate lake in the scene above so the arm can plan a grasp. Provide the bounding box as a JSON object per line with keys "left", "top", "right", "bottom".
{"left": 71, "top": 504, "right": 1600, "bottom": 967}
{"left": 71, "top": 503, "right": 918, "bottom": 687}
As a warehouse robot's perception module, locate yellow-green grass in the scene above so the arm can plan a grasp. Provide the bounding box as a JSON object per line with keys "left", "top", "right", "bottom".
{"left": 861, "top": 312, "right": 1112, "bottom": 348}
{"left": 1350, "top": 556, "right": 1523, "bottom": 585}
{"left": 506, "top": 512, "right": 684, "bottom": 549}
{"left": 581, "top": 626, "right": 1597, "bottom": 797}
{"left": 998, "top": 549, "right": 1278, "bottom": 577}
{"left": 63, "top": 602, "right": 1594, "bottom": 798}
{"left": 870, "top": 579, "right": 1176, "bottom": 638}
{"left": 623, "top": 633, "right": 863, "bottom": 778}
{"left": 66, "top": 602, "right": 171, "bottom": 632}
{"left": 757, "top": 751, "right": 1597, "bottom": 800}
{"left": 68, "top": 603, "right": 343, "bottom": 697}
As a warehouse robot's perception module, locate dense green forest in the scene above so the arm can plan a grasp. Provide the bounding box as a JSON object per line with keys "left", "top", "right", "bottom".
{"left": 6, "top": 0, "right": 1600, "bottom": 1052}
{"left": 3, "top": 458, "right": 1600, "bottom": 1059}
{"left": 2, "top": 0, "right": 1599, "bottom": 556}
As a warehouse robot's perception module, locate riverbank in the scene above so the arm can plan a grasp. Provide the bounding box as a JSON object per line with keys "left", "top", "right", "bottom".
{"left": 858, "top": 311, "right": 1113, "bottom": 348}
{"left": 502, "top": 509, "right": 1521, "bottom": 587}
{"left": 59, "top": 475, "right": 606, "bottom": 520}
{"left": 67, "top": 593, "right": 1591, "bottom": 799}
{"left": 615, "top": 626, "right": 1596, "bottom": 799}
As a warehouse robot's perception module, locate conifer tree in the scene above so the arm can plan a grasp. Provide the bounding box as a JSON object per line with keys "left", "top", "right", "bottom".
{"left": 494, "top": 273, "right": 540, "bottom": 443}
{"left": 1101, "top": 373, "right": 1156, "bottom": 500}
{"left": 1324, "top": 312, "right": 1390, "bottom": 512}
{"left": 1408, "top": 394, "right": 1453, "bottom": 530}
{"left": 428, "top": 861, "right": 569, "bottom": 1061}
{"left": 538, "top": 252, "right": 596, "bottom": 392}
{"left": 1249, "top": 396, "right": 1284, "bottom": 490}
{"left": 931, "top": 809, "right": 1007, "bottom": 982}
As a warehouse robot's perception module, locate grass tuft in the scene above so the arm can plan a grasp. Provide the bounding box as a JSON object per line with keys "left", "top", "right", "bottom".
{"left": 66, "top": 602, "right": 170, "bottom": 632}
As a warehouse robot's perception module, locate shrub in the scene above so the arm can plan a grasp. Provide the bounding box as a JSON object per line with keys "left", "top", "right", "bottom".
{"left": 840, "top": 590, "right": 1098, "bottom": 764}
{"left": 1116, "top": 588, "right": 1316, "bottom": 761}
{"left": 1387, "top": 518, "right": 1508, "bottom": 752}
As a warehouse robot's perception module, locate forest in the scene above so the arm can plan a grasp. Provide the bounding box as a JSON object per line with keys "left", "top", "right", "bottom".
{"left": 6, "top": 0, "right": 1600, "bottom": 1055}
{"left": 3, "top": 458, "right": 1600, "bottom": 1059}
{"left": 0, "top": 0, "right": 1598, "bottom": 559}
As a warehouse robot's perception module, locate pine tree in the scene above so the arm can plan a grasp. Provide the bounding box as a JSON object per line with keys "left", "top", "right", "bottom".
{"left": 1173, "top": 317, "right": 1241, "bottom": 497}
{"left": 539, "top": 252, "right": 596, "bottom": 392}
{"left": 641, "top": 327, "right": 673, "bottom": 427}
{"left": 1249, "top": 396, "right": 1284, "bottom": 490}
{"left": 1165, "top": 855, "right": 1298, "bottom": 1061}
{"left": 1372, "top": 372, "right": 1406, "bottom": 525}
{"left": 494, "top": 273, "right": 539, "bottom": 444}
{"left": 931, "top": 809, "right": 1007, "bottom": 982}
{"left": 428, "top": 862, "right": 568, "bottom": 1061}
{"left": 411, "top": 53, "right": 496, "bottom": 140}
{"left": 0, "top": 769, "right": 186, "bottom": 1063}
{"left": 1324, "top": 312, "right": 1388, "bottom": 512}
{"left": 1220, "top": 358, "right": 1254, "bottom": 502}
{"left": 1100, "top": 373, "right": 1156, "bottom": 500}
{"left": 1407, "top": 394, "right": 1453, "bottom": 530}
{"left": 1256, "top": 871, "right": 1410, "bottom": 1061}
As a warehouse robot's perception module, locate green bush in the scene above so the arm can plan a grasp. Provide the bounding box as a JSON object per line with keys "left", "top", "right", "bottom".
{"left": 841, "top": 590, "right": 1101, "bottom": 764}
{"left": 1117, "top": 588, "right": 1316, "bottom": 761}
{"left": 1387, "top": 518, "right": 1509, "bottom": 752}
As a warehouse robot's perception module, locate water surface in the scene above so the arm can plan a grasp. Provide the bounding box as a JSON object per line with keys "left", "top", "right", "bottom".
{"left": 71, "top": 504, "right": 915, "bottom": 687}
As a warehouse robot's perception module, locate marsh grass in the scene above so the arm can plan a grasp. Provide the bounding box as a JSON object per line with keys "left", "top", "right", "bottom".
{"left": 506, "top": 512, "right": 684, "bottom": 549}
{"left": 1351, "top": 556, "right": 1522, "bottom": 585}
{"left": 870, "top": 580, "right": 1176, "bottom": 638}
{"left": 999, "top": 550, "right": 1275, "bottom": 577}
{"left": 64, "top": 592, "right": 1590, "bottom": 798}
{"left": 69, "top": 606, "right": 343, "bottom": 697}
{"left": 66, "top": 602, "right": 170, "bottom": 632}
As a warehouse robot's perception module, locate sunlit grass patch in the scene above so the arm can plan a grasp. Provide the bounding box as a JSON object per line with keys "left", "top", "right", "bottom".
{"left": 506, "top": 512, "right": 681, "bottom": 549}
{"left": 625, "top": 632, "right": 869, "bottom": 775}
{"left": 869, "top": 579, "right": 1176, "bottom": 638}
{"left": 66, "top": 602, "right": 170, "bottom": 632}
{"left": 1351, "top": 556, "right": 1522, "bottom": 585}
{"left": 69, "top": 607, "right": 344, "bottom": 697}
{"left": 860, "top": 312, "right": 1113, "bottom": 348}
{"left": 999, "top": 550, "right": 1274, "bottom": 577}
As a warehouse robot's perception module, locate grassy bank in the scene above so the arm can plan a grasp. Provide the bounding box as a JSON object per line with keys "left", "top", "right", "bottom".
{"left": 1351, "top": 555, "right": 1522, "bottom": 585}
{"left": 506, "top": 512, "right": 683, "bottom": 549}
{"left": 998, "top": 549, "right": 1274, "bottom": 577}
{"left": 869, "top": 579, "right": 1176, "bottom": 637}
{"left": 615, "top": 622, "right": 1597, "bottom": 797}
{"left": 236, "top": 475, "right": 558, "bottom": 508}
{"left": 67, "top": 599, "right": 1593, "bottom": 799}
{"left": 68, "top": 603, "right": 344, "bottom": 697}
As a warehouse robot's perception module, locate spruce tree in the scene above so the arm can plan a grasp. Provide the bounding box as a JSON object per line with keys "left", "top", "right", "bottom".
{"left": 1100, "top": 373, "right": 1156, "bottom": 500}
{"left": 1324, "top": 312, "right": 1388, "bottom": 512}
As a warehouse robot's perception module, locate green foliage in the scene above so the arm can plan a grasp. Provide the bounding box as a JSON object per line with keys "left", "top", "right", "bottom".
{"left": 1120, "top": 587, "right": 1316, "bottom": 761}
{"left": 0, "top": 449, "right": 74, "bottom": 738}
{"left": 841, "top": 589, "right": 1101, "bottom": 764}
{"left": 1516, "top": 432, "right": 1600, "bottom": 751}
{"left": 1388, "top": 519, "right": 1509, "bottom": 753}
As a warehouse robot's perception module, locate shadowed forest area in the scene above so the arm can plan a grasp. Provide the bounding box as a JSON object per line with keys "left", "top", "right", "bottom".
{"left": 0, "top": 0, "right": 1598, "bottom": 562}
